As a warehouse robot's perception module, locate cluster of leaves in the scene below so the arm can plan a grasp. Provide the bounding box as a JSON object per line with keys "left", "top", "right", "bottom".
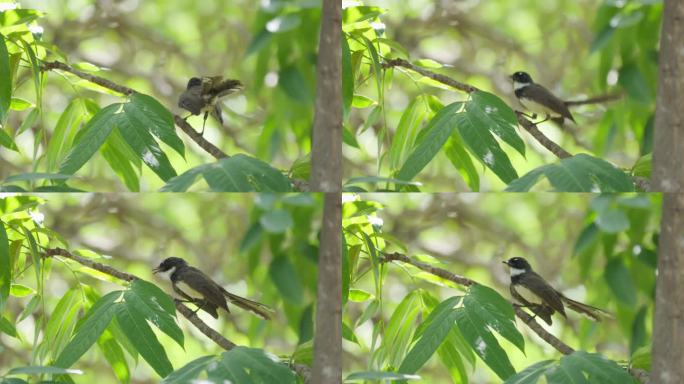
{"left": 341, "top": 195, "right": 653, "bottom": 382}
{"left": 0, "top": 194, "right": 320, "bottom": 382}
{"left": 342, "top": 3, "right": 660, "bottom": 192}
{"left": 571, "top": 194, "right": 657, "bottom": 362}
{"left": 0, "top": 3, "right": 322, "bottom": 192}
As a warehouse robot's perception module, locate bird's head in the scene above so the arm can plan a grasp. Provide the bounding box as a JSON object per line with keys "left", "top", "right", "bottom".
{"left": 502, "top": 257, "right": 533, "bottom": 275}
{"left": 510, "top": 71, "right": 534, "bottom": 84}
{"left": 186, "top": 77, "right": 202, "bottom": 89}
{"left": 153, "top": 257, "right": 188, "bottom": 275}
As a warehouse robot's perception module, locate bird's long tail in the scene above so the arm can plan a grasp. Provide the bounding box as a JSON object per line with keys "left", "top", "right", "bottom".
{"left": 222, "top": 289, "right": 274, "bottom": 320}
{"left": 560, "top": 295, "right": 612, "bottom": 321}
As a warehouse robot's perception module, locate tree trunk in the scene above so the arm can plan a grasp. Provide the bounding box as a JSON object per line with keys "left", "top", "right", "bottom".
{"left": 652, "top": 194, "right": 684, "bottom": 383}
{"left": 651, "top": 0, "right": 684, "bottom": 191}
{"left": 312, "top": 193, "right": 342, "bottom": 383}
{"left": 310, "top": 0, "right": 342, "bottom": 192}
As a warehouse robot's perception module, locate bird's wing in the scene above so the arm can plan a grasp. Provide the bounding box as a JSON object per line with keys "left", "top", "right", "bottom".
{"left": 518, "top": 272, "right": 566, "bottom": 317}
{"left": 177, "top": 267, "right": 229, "bottom": 312}
{"left": 519, "top": 84, "right": 575, "bottom": 122}
{"left": 211, "top": 79, "right": 243, "bottom": 99}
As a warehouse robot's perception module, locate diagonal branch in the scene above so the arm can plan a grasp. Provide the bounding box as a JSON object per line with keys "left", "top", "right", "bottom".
{"left": 43, "top": 247, "right": 309, "bottom": 381}
{"left": 516, "top": 112, "right": 572, "bottom": 159}
{"left": 41, "top": 60, "right": 229, "bottom": 160}
{"left": 381, "top": 58, "right": 572, "bottom": 160}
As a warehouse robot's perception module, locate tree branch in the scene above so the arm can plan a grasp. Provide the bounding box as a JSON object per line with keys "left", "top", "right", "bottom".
{"left": 515, "top": 112, "right": 572, "bottom": 159}
{"left": 382, "top": 58, "right": 479, "bottom": 93}
{"left": 43, "top": 247, "right": 309, "bottom": 381}
{"left": 41, "top": 60, "right": 229, "bottom": 160}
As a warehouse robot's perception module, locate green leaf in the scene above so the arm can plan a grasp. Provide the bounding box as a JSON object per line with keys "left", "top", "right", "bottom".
{"left": 259, "top": 209, "right": 294, "bottom": 233}
{"left": 0, "top": 128, "right": 17, "bottom": 151}
{"left": 16, "top": 107, "right": 39, "bottom": 136}
{"left": 58, "top": 104, "right": 119, "bottom": 176}
{"left": 352, "top": 94, "right": 375, "bottom": 108}
{"left": 464, "top": 284, "right": 525, "bottom": 353}
{"left": 201, "top": 155, "right": 292, "bottom": 192}
{"left": 604, "top": 258, "right": 637, "bottom": 306}
{"left": 344, "top": 176, "right": 422, "bottom": 188}
{"left": 573, "top": 223, "right": 599, "bottom": 256}
{"left": 19, "top": 38, "right": 41, "bottom": 109}
{"left": 162, "top": 355, "right": 216, "bottom": 384}
{"left": 7, "top": 366, "right": 83, "bottom": 376}
{"left": 396, "top": 102, "right": 461, "bottom": 181}
{"left": 443, "top": 133, "right": 479, "bottom": 191}
{"left": 504, "top": 360, "right": 556, "bottom": 384}
{"left": 454, "top": 307, "right": 516, "bottom": 380}
{"left": 342, "top": 36, "right": 354, "bottom": 120}
{"left": 385, "top": 291, "right": 424, "bottom": 368}
{"left": 398, "top": 297, "right": 459, "bottom": 374}
{"left": 44, "top": 289, "right": 83, "bottom": 361}
{"left": 269, "top": 256, "right": 303, "bottom": 304}
{"left": 550, "top": 351, "right": 636, "bottom": 384}
{"left": 596, "top": 209, "right": 630, "bottom": 233}
{"left": 124, "top": 279, "right": 184, "bottom": 347}
{"left": 0, "top": 315, "right": 17, "bottom": 337}
{"left": 46, "top": 98, "right": 91, "bottom": 172}
{"left": 455, "top": 104, "right": 518, "bottom": 183}
{"left": 159, "top": 164, "right": 212, "bottom": 192}
{"left": 0, "top": 219, "right": 9, "bottom": 305}
{"left": 279, "top": 66, "right": 311, "bottom": 103}
{"left": 619, "top": 64, "right": 651, "bottom": 103}
{"left": 117, "top": 106, "right": 177, "bottom": 181}
{"left": 469, "top": 91, "right": 525, "bottom": 156}
{"left": 0, "top": 33, "right": 12, "bottom": 123}
{"left": 389, "top": 96, "right": 429, "bottom": 171}
{"left": 100, "top": 127, "right": 141, "bottom": 191}
{"left": 115, "top": 302, "right": 174, "bottom": 378}
{"left": 55, "top": 291, "right": 120, "bottom": 368}
{"left": 207, "top": 347, "right": 296, "bottom": 384}
{"left": 3, "top": 173, "right": 72, "bottom": 183}
{"left": 97, "top": 329, "right": 130, "bottom": 384}
{"left": 9, "top": 283, "right": 34, "bottom": 297}
{"left": 506, "top": 154, "right": 634, "bottom": 192}
{"left": 124, "top": 93, "right": 184, "bottom": 157}
{"left": 345, "top": 371, "right": 421, "bottom": 382}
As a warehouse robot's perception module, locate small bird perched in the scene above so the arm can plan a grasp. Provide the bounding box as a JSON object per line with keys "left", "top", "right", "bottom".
{"left": 153, "top": 257, "right": 272, "bottom": 320}
{"left": 510, "top": 71, "right": 576, "bottom": 125}
{"left": 502, "top": 257, "right": 610, "bottom": 325}
{"left": 177, "top": 76, "right": 243, "bottom": 135}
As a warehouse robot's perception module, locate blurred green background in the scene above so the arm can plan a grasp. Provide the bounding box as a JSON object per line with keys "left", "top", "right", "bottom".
{"left": 0, "top": 193, "right": 322, "bottom": 382}
{"left": 342, "top": 193, "right": 660, "bottom": 382}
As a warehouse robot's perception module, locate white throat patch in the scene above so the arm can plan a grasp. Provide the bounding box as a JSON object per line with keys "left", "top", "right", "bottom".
{"left": 156, "top": 266, "right": 176, "bottom": 281}
{"left": 509, "top": 267, "right": 526, "bottom": 277}
{"left": 513, "top": 81, "right": 529, "bottom": 91}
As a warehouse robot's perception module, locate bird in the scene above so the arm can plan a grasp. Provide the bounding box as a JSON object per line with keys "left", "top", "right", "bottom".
{"left": 510, "top": 71, "right": 576, "bottom": 125}
{"left": 177, "top": 76, "right": 243, "bottom": 135}
{"left": 153, "top": 257, "right": 272, "bottom": 320}
{"left": 502, "top": 257, "right": 609, "bottom": 325}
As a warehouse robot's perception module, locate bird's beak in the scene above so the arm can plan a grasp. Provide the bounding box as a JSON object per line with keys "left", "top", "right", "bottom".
{"left": 152, "top": 267, "right": 160, "bottom": 274}
{"left": 501, "top": 260, "right": 509, "bottom": 266}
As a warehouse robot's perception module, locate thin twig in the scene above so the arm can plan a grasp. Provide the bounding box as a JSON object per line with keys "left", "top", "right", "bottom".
{"left": 43, "top": 247, "right": 309, "bottom": 381}
{"left": 41, "top": 60, "right": 229, "bottom": 160}
{"left": 565, "top": 93, "right": 622, "bottom": 107}
{"left": 382, "top": 58, "right": 478, "bottom": 93}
